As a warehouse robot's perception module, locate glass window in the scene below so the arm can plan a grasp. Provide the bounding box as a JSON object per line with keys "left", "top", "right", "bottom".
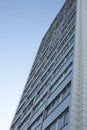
{"left": 61, "top": 88, "right": 67, "bottom": 101}
{"left": 64, "top": 110, "right": 69, "bottom": 124}
{"left": 35, "top": 126, "right": 41, "bottom": 130}
{"left": 55, "top": 95, "right": 60, "bottom": 106}
{"left": 58, "top": 114, "right": 64, "bottom": 129}
{"left": 45, "top": 108, "right": 69, "bottom": 130}
{"left": 51, "top": 121, "right": 57, "bottom": 130}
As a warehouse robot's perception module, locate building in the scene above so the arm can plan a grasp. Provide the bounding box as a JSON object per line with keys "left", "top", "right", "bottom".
{"left": 10, "top": 0, "right": 87, "bottom": 130}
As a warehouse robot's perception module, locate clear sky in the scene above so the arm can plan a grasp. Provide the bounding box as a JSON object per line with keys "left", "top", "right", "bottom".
{"left": 0, "top": 0, "right": 66, "bottom": 130}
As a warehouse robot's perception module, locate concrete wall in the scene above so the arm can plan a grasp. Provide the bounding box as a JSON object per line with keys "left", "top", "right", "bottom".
{"left": 70, "top": 0, "right": 87, "bottom": 130}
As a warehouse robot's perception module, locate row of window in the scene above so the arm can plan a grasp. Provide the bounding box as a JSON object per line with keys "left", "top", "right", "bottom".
{"left": 62, "top": 9, "right": 76, "bottom": 34}
{"left": 62, "top": 0, "right": 76, "bottom": 28}
{"left": 28, "top": 113, "right": 43, "bottom": 130}
{"left": 23, "top": 98, "right": 34, "bottom": 115}
{"left": 45, "top": 108, "right": 69, "bottom": 130}
{"left": 55, "top": 17, "right": 75, "bottom": 45}
{"left": 12, "top": 107, "right": 31, "bottom": 129}
{"left": 18, "top": 114, "right": 30, "bottom": 129}
{"left": 16, "top": 102, "right": 25, "bottom": 118}
{"left": 53, "top": 47, "right": 73, "bottom": 77}
{"left": 54, "top": 34, "right": 74, "bottom": 67}
{"left": 28, "top": 107, "right": 69, "bottom": 130}
{"left": 25, "top": 75, "right": 51, "bottom": 110}
{"left": 61, "top": 15, "right": 76, "bottom": 41}
{"left": 66, "top": 0, "right": 76, "bottom": 12}
{"left": 46, "top": 81, "right": 71, "bottom": 117}
{"left": 11, "top": 115, "right": 21, "bottom": 129}
{"left": 33, "top": 93, "right": 47, "bottom": 115}
{"left": 27, "top": 86, "right": 37, "bottom": 101}
{"left": 50, "top": 62, "right": 72, "bottom": 93}
{"left": 54, "top": 37, "right": 74, "bottom": 68}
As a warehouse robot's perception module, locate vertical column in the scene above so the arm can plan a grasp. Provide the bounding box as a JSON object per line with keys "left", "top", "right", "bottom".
{"left": 70, "top": 0, "right": 87, "bottom": 130}
{"left": 79, "top": 0, "right": 87, "bottom": 129}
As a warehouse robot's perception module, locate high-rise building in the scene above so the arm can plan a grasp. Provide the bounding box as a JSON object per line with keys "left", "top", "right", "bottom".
{"left": 10, "top": 0, "right": 87, "bottom": 130}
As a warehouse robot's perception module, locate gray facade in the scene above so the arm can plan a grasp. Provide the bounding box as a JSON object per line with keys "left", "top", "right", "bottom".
{"left": 10, "top": 0, "right": 87, "bottom": 130}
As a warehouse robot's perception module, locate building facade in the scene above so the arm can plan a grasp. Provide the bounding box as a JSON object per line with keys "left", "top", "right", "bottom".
{"left": 10, "top": 0, "right": 87, "bottom": 130}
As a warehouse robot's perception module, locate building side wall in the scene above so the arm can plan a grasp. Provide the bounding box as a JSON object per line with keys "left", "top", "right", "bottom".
{"left": 10, "top": 0, "right": 77, "bottom": 130}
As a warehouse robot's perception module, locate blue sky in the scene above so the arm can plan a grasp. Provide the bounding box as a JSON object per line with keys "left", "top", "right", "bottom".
{"left": 0, "top": 0, "right": 65, "bottom": 129}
